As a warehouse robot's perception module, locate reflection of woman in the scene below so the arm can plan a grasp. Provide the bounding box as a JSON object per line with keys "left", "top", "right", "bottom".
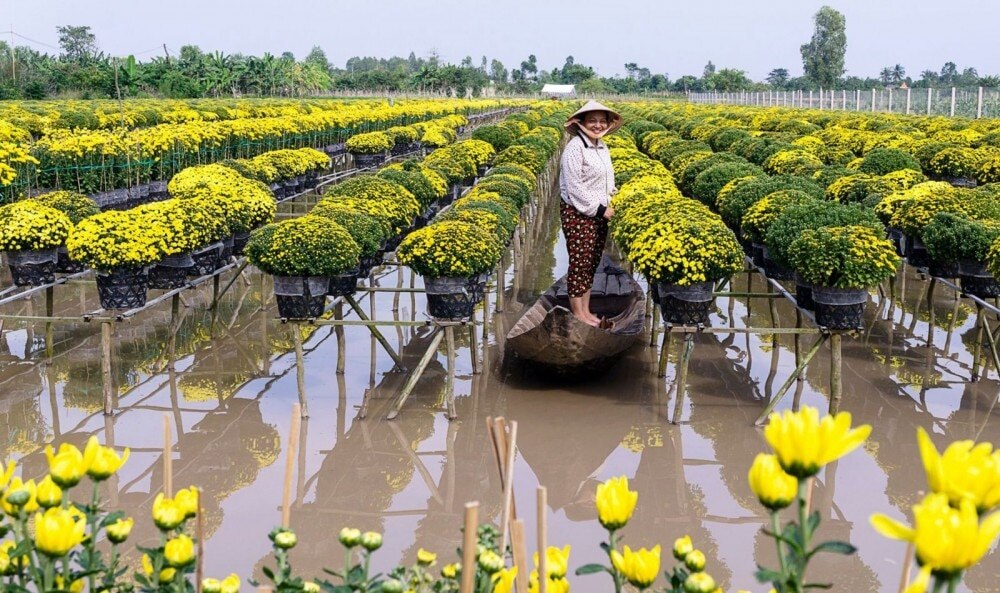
{"left": 558, "top": 101, "right": 622, "bottom": 327}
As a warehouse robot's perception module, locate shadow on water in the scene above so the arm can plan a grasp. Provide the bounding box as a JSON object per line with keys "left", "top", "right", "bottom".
{"left": 0, "top": 179, "right": 998, "bottom": 591}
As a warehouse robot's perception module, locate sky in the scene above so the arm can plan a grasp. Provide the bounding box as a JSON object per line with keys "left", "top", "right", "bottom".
{"left": 5, "top": 0, "right": 1000, "bottom": 81}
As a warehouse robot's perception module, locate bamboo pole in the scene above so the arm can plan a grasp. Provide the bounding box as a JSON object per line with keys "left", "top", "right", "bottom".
{"left": 387, "top": 328, "right": 445, "bottom": 419}
{"left": 460, "top": 502, "right": 479, "bottom": 593}
{"left": 897, "top": 542, "right": 915, "bottom": 593}
{"left": 163, "top": 414, "right": 173, "bottom": 497}
{"left": 102, "top": 322, "right": 114, "bottom": 415}
{"left": 281, "top": 403, "right": 302, "bottom": 528}
{"left": 445, "top": 325, "right": 458, "bottom": 419}
{"left": 511, "top": 519, "right": 530, "bottom": 593}
{"left": 670, "top": 333, "right": 695, "bottom": 424}
{"left": 755, "top": 335, "right": 828, "bottom": 425}
{"left": 499, "top": 421, "right": 518, "bottom": 555}
{"left": 537, "top": 487, "right": 547, "bottom": 593}
{"left": 196, "top": 488, "right": 204, "bottom": 593}
{"left": 829, "top": 333, "right": 843, "bottom": 414}
{"left": 292, "top": 325, "right": 309, "bottom": 418}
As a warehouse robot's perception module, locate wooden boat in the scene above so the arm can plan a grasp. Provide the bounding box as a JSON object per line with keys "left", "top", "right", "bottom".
{"left": 505, "top": 257, "right": 646, "bottom": 373}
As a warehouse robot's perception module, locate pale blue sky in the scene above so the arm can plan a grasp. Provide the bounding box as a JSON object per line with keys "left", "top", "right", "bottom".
{"left": 6, "top": 0, "right": 998, "bottom": 80}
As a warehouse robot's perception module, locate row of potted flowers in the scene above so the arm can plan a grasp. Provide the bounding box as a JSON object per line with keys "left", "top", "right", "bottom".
{"left": 1, "top": 98, "right": 530, "bottom": 199}
{"left": 242, "top": 102, "right": 563, "bottom": 320}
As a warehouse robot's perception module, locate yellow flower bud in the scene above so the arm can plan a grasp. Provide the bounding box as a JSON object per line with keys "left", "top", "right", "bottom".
{"left": 303, "top": 583, "right": 320, "bottom": 593}
{"left": 220, "top": 573, "right": 241, "bottom": 593}
{"left": 152, "top": 493, "right": 186, "bottom": 531}
{"left": 164, "top": 534, "right": 195, "bottom": 568}
{"left": 338, "top": 527, "right": 362, "bottom": 548}
{"left": 477, "top": 549, "right": 504, "bottom": 574}
{"left": 274, "top": 530, "right": 297, "bottom": 550}
{"left": 595, "top": 476, "right": 638, "bottom": 530}
{"left": 36, "top": 475, "right": 63, "bottom": 509}
{"left": 175, "top": 486, "right": 199, "bottom": 518}
{"left": 106, "top": 517, "right": 134, "bottom": 544}
{"left": 360, "top": 531, "right": 382, "bottom": 551}
{"left": 202, "top": 578, "right": 222, "bottom": 593}
{"left": 748, "top": 454, "right": 798, "bottom": 511}
{"left": 684, "top": 549, "right": 706, "bottom": 573}
{"left": 611, "top": 545, "right": 661, "bottom": 589}
{"left": 683, "top": 571, "right": 716, "bottom": 593}
{"left": 441, "top": 563, "right": 460, "bottom": 579}
{"left": 673, "top": 535, "right": 693, "bottom": 561}
{"left": 2, "top": 477, "right": 38, "bottom": 515}
{"left": 45, "top": 443, "right": 86, "bottom": 489}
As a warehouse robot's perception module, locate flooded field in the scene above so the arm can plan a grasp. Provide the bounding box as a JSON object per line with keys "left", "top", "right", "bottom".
{"left": 1, "top": 181, "right": 998, "bottom": 592}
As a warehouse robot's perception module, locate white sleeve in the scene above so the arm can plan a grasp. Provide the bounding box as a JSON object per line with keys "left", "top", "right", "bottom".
{"left": 560, "top": 139, "right": 601, "bottom": 217}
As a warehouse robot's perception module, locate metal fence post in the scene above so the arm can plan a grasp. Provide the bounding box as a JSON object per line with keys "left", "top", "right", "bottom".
{"left": 950, "top": 87, "right": 956, "bottom": 116}
{"left": 927, "top": 87, "right": 933, "bottom": 115}
{"left": 906, "top": 88, "right": 911, "bottom": 114}
{"left": 977, "top": 86, "right": 984, "bottom": 118}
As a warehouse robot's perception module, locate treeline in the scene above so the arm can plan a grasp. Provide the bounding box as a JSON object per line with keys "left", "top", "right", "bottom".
{"left": 2, "top": 25, "right": 1000, "bottom": 100}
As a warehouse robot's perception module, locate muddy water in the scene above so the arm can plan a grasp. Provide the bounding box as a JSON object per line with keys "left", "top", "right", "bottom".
{"left": 1, "top": 181, "right": 998, "bottom": 592}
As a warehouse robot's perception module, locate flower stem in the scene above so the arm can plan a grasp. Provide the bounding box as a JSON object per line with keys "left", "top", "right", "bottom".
{"left": 793, "top": 479, "right": 813, "bottom": 593}
{"left": 771, "top": 510, "right": 788, "bottom": 578}
{"left": 607, "top": 529, "right": 622, "bottom": 593}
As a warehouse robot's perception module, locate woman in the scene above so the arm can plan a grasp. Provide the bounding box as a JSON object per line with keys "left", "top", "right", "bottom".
{"left": 558, "top": 100, "right": 623, "bottom": 327}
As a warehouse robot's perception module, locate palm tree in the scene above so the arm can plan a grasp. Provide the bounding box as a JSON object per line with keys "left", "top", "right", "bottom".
{"left": 879, "top": 67, "right": 893, "bottom": 86}
{"left": 891, "top": 64, "right": 906, "bottom": 84}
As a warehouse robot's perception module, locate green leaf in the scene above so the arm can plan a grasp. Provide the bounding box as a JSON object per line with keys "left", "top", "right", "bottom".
{"left": 754, "top": 566, "right": 785, "bottom": 584}
{"left": 575, "top": 563, "right": 610, "bottom": 575}
{"left": 810, "top": 540, "right": 857, "bottom": 556}
{"left": 804, "top": 583, "right": 834, "bottom": 589}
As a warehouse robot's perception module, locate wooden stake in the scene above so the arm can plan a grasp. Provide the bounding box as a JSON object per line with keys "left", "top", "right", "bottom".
{"left": 511, "top": 519, "right": 530, "bottom": 593}
{"left": 499, "top": 421, "right": 518, "bottom": 555}
{"left": 196, "top": 488, "right": 204, "bottom": 593}
{"left": 163, "top": 414, "right": 172, "bottom": 497}
{"left": 897, "top": 541, "right": 915, "bottom": 593}
{"left": 460, "top": 502, "right": 479, "bottom": 593}
{"left": 281, "top": 403, "right": 302, "bottom": 528}
{"left": 492, "top": 418, "right": 517, "bottom": 519}
{"left": 537, "top": 487, "right": 547, "bottom": 593}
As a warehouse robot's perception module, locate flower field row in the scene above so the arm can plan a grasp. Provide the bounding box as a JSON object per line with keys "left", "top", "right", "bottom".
{"left": 605, "top": 102, "right": 1000, "bottom": 308}
{"left": 241, "top": 102, "right": 564, "bottom": 318}
{"left": 0, "top": 98, "right": 529, "bottom": 201}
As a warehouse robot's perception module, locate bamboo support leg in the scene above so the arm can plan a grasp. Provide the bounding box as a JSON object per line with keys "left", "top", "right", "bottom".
{"left": 102, "top": 321, "right": 114, "bottom": 416}
{"left": 392, "top": 265, "right": 402, "bottom": 313}
{"left": 387, "top": 328, "right": 445, "bottom": 420}
{"left": 335, "top": 302, "right": 346, "bottom": 374}
{"left": 211, "top": 260, "right": 248, "bottom": 310}
{"left": 981, "top": 318, "right": 1000, "bottom": 378}
{"left": 445, "top": 326, "right": 457, "bottom": 419}
{"left": 496, "top": 272, "right": 505, "bottom": 314}
{"left": 657, "top": 327, "right": 672, "bottom": 377}
{"left": 482, "top": 286, "right": 490, "bottom": 342}
{"left": 829, "top": 333, "right": 843, "bottom": 415}
{"left": 45, "top": 286, "right": 54, "bottom": 361}
{"left": 469, "top": 324, "right": 480, "bottom": 375}
{"left": 670, "top": 333, "right": 695, "bottom": 424}
{"left": 649, "top": 291, "right": 660, "bottom": 346}
{"left": 972, "top": 307, "right": 986, "bottom": 381}
{"left": 344, "top": 295, "right": 405, "bottom": 370}
{"left": 755, "top": 335, "right": 828, "bottom": 425}
{"left": 292, "top": 326, "right": 309, "bottom": 418}
{"left": 794, "top": 309, "right": 802, "bottom": 380}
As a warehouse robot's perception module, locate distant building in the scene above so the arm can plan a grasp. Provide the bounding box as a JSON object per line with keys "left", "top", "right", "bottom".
{"left": 541, "top": 84, "right": 577, "bottom": 99}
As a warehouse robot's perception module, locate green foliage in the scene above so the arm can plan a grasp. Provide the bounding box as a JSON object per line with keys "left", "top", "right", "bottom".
{"left": 471, "top": 125, "right": 517, "bottom": 152}
{"left": 857, "top": 148, "right": 921, "bottom": 176}
{"left": 245, "top": 216, "right": 360, "bottom": 276}
{"left": 34, "top": 190, "right": 100, "bottom": 224}
{"left": 308, "top": 207, "right": 385, "bottom": 257}
{"left": 923, "top": 213, "right": 1000, "bottom": 263}
{"left": 716, "top": 174, "right": 824, "bottom": 230}
{"left": 678, "top": 152, "right": 747, "bottom": 195}
{"left": 788, "top": 225, "right": 900, "bottom": 289}
{"left": 765, "top": 200, "right": 883, "bottom": 268}
{"left": 691, "top": 162, "right": 765, "bottom": 206}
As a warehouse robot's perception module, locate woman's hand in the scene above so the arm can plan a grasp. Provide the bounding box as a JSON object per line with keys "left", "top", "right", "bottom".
{"left": 603, "top": 206, "right": 615, "bottom": 220}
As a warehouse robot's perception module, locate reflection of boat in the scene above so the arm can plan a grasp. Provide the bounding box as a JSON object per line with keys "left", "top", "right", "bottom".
{"left": 505, "top": 257, "right": 645, "bottom": 372}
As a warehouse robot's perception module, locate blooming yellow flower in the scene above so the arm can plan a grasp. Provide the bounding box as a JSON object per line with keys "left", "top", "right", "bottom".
{"left": 441, "top": 563, "right": 460, "bottom": 579}
{"left": 871, "top": 493, "right": 1000, "bottom": 575}
{"left": 175, "top": 486, "right": 199, "bottom": 518}
{"left": 164, "top": 534, "right": 196, "bottom": 567}
{"left": 83, "top": 436, "right": 130, "bottom": 481}
{"left": 152, "top": 492, "right": 186, "bottom": 530}
{"left": 533, "top": 545, "right": 571, "bottom": 578}
{"left": 528, "top": 570, "right": 570, "bottom": 593}
{"left": 747, "top": 453, "right": 798, "bottom": 511}
{"left": 492, "top": 566, "right": 518, "bottom": 593}
{"left": 611, "top": 545, "right": 661, "bottom": 589}
{"left": 220, "top": 573, "right": 241, "bottom": 593}
{"left": 416, "top": 548, "right": 437, "bottom": 566}
{"left": 595, "top": 476, "right": 638, "bottom": 530}
{"left": 764, "top": 406, "right": 871, "bottom": 478}
{"left": 34, "top": 506, "right": 87, "bottom": 557}
{"left": 106, "top": 517, "right": 134, "bottom": 544}
{"left": 36, "top": 475, "right": 63, "bottom": 508}
{"left": 916, "top": 426, "right": 1000, "bottom": 513}
{"left": 45, "top": 443, "right": 86, "bottom": 489}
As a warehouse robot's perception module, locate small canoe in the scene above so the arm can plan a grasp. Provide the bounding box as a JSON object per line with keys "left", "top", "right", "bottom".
{"left": 506, "top": 257, "right": 646, "bottom": 373}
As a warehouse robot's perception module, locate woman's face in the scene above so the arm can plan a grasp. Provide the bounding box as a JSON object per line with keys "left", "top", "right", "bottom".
{"left": 580, "top": 111, "right": 610, "bottom": 139}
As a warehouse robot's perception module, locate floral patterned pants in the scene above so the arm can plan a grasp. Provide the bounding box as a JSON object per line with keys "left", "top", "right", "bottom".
{"left": 560, "top": 200, "right": 608, "bottom": 298}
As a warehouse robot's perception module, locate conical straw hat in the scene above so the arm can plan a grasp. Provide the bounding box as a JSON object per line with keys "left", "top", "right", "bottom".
{"left": 564, "top": 100, "right": 623, "bottom": 135}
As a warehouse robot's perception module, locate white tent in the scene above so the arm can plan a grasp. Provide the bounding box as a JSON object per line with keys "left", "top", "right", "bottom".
{"left": 541, "top": 84, "right": 576, "bottom": 99}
